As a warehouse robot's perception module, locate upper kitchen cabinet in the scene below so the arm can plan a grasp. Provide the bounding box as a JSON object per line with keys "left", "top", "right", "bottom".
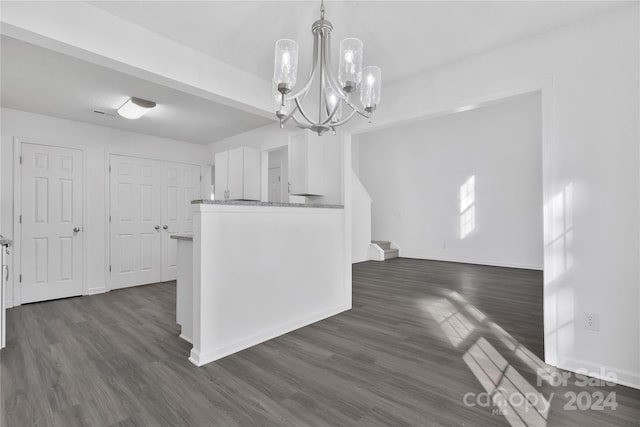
{"left": 288, "top": 130, "right": 326, "bottom": 196}
{"left": 215, "top": 146, "right": 260, "bottom": 201}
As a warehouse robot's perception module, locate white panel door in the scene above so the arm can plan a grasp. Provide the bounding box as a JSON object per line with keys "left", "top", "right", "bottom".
{"left": 21, "top": 143, "right": 83, "bottom": 303}
{"left": 110, "top": 155, "right": 161, "bottom": 289}
{"left": 161, "top": 162, "right": 200, "bottom": 281}
{"left": 268, "top": 166, "right": 282, "bottom": 202}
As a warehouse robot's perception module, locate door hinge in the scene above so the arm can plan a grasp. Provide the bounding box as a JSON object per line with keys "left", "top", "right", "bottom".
{"left": 19, "top": 215, "right": 22, "bottom": 224}
{"left": 109, "top": 265, "right": 112, "bottom": 272}
{"left": 19, "top": 155, "right": 22, "bottom": 164}
{"left": 109, "top": 165, "right": 111, "bottom": 173}
{"left": 19, "top": 274, "right": 22, "bottom": 283}
{"left": 109, "top": 215, "right": 111, "bottom": 223}
{"left": 200, "top": 175, "right": 202, "bottom": 181}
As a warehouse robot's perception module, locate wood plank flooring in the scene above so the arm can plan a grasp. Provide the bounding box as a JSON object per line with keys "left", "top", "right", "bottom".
{"left": 2, "top": 258, "right": 639, "bottom": 426}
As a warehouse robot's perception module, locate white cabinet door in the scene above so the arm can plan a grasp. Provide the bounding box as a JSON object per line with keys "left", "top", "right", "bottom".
{"left": 110, "top": 155, "right": 162, "bottom": 289}
{"left": 214, "top": 151, "right": 228, "bottom": 200}
{"left": 161, "top": 162, "right": 200, "bottom": 281}
{"left": 214, "top": 147, "right": 261, "bottom": 201}
{"left": 21, "top": 143, "right": 84, "bottom": 303}
{"left": 227, "top": 147, "right": 244, "bottom": 200}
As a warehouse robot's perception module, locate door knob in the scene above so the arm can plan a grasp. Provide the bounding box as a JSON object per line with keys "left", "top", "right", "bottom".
{"left": 163, "top": 225, "right": 168, "bottom": 230}
{"left": 155, "top": 225, "right": 160, "bottom": 230}
{"left": 73, "top": 227, "right": 80, "bottom": 233}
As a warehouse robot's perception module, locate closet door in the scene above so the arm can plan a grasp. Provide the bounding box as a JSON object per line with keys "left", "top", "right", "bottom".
{"left": 110, "top": 155, "right": 162, "bottom": 289}
{"left": 161, "top": 162, "right": 201, "bottom": 281}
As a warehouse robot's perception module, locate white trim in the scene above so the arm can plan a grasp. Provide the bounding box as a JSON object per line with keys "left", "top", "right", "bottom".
{"left": 398, "top": 255, "right": 542, "bottom": 271}
{"left": 350, "top": 78, "right": 552, "bottom": 137}
{"left": 341, "top": 132, "right": 353, "bottom": 308}
{"left": 189, "top": 304, "right": 347, "bottom": 367}
{"left": 12, "top": 138, "right": 21, "bottom": 307}
{"left": 103, "top": 148, "right": 111, "bottom": 292}
{"left": 560, "top": 357, "right": 640, "bottom": 391}
{"left": 12, "top": 137, "right": 90, "bottom": 304}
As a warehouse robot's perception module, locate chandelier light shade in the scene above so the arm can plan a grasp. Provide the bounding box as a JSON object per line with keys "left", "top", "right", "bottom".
{"left": 361, "top": 66, "right": 382, "bottom": 112}
{"left": 272, "top": 1, "right": 382, "bottom": 135}
{"left": 273, "top": 39, "right": 299, "bottom": 94}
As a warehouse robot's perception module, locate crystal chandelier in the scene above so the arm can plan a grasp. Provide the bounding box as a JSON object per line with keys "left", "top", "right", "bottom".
{"left": 272, "top": 0, "right": 382, "bottom": 135}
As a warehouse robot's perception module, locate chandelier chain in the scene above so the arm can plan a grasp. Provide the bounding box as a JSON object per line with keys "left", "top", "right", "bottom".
{"left": 320, "top": 0, "right": 325, "bottom": 19}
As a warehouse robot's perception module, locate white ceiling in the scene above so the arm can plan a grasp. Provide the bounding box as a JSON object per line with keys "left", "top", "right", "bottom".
{"left": 1, "top": 1, "right": 622, "bottom": 145}
{"left": 0, "top": 36, "right": 273, "bottom": 145}
{"left": 90, "top": 0, "right": 620, "bottom": 84}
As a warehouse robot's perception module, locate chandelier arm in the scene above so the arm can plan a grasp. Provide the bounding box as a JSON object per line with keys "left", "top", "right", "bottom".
{"left": 281, "top": 102, "right": 301, "bottom": 124}
{"left": 285, "top": 32, "right": 320, "bottom": 101}
{"left": 321, "top": 105, "right": 340, "bottom": 126}
{"left": 294, "top": 97, "right": 318, "bottom": 127}
{"left": 342, "top": 100, "right": 370, "bottom": 119}
{"left": 290, "top": 114, "right": 312, "bottom": 130}
{"left": 325, "top": 108, "right": 359, "bottom": 128}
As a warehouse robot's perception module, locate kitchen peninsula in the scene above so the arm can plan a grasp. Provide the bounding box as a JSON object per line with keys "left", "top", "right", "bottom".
{"left": 181, "top": 200, "right": 349, "bottom": 367}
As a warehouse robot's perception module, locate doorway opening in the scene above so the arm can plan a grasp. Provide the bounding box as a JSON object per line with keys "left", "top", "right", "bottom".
{"left": 267, "top": 146, "right": 288, "bottom": 203}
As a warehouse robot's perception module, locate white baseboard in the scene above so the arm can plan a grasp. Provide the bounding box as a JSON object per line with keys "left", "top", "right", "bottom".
{"left": 87, "top": 287, "right": 108, "bottom": 295}
{"left": 179, "top": 333, "right": 192, "bottom": 344}
{"left": 404, "top": 254, "right": 543, "bottom": 270}
{"left": 189, "top": 304, "right": 349, "bottom": 367}
{"left": 559, "top": 357, "right": 640, "bottom": 390}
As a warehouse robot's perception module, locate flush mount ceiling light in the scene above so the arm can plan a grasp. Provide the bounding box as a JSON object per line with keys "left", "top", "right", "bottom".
{"left": 117, "top": 97, "right": 156, "bottom": 119}
{"left": 272, "top": 0, "right": 381, "bottom": 135}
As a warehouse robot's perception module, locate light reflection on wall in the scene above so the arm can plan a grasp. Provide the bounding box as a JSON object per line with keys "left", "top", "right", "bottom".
{"left": 459, "top": 175, "right": 476, "bottom": 239}
{"left": 542, "top": 183, "right": 575, "bottom": 366}
{"left": 543, "top": 183, "right": 574, "bottom": 283}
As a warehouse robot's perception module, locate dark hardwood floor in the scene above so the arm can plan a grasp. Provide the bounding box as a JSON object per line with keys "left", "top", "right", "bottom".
{"left": 2, "top": 258, "right": 639, "bottom": 426}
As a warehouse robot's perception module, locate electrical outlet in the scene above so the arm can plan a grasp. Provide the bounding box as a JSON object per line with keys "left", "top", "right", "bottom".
{"left": 584, "top": 312, "right": 599, "bottom": 331}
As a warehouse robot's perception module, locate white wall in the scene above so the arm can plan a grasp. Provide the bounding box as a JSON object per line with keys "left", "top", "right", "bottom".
{"left": 351, "top": 5, "right": 640, "bottom": 388}
{"left": 351, "top": 171, "right": 372, "bottom": 263}
{"left": 191, "top": 203, "right": 347, "bottom": 366}
{"left": 1, "top": 108, "right": 210, "bottom": 305}
{"left": 356, "top": 92, "right": 543, "bottom": 269}
{"left": 209, "top": 124, "right": 344, "bottom": 205}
